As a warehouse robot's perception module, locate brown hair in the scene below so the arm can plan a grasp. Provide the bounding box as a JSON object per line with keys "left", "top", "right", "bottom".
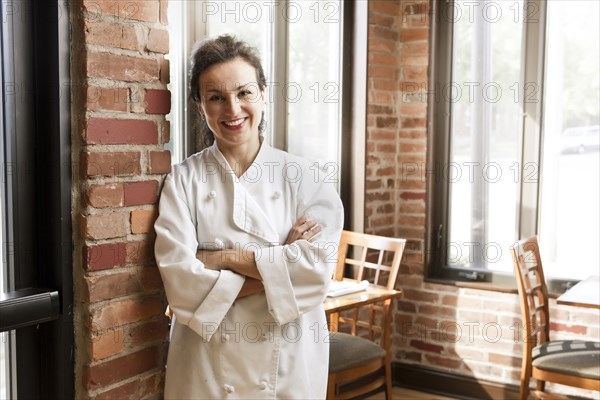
{"left": 189, "top": 34, "right": 267, "bottom": 147}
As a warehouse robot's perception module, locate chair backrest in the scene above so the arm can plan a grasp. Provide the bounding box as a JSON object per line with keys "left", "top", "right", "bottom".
{"left": 332, "top": 230, "right": 406, "bottom": 348}
{"left": 510, "top": 236, "right": 551, "bottom": 352}
{"left": 334, "top": 230, "right": 406, "bottom": 290}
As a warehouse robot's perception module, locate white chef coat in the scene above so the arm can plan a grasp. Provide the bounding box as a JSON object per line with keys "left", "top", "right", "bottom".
{"left": 154, "top": 140, "right": 344, "bottom": 399}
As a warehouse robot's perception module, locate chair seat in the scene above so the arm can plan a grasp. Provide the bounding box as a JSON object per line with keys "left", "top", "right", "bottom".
{"left": 329, "top": 332, "right": 387, "bottom": 373}
{"left": 532, "top": 340, "right": 600, "bottom": 380}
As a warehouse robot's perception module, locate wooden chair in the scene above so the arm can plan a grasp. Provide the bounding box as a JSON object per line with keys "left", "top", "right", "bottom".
{"left": 510, "top": 236, "right": 600, "bottom": 400}
{"left": 327, "top": 230, "right": 406, "bottom": 399}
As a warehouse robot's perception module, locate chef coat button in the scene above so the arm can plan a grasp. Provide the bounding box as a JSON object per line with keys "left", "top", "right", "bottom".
{"left": 272, "top": 191, "right": 281, "bottom": 199}
{"left": 208, "top": 190, "right": 217, "bottom": 199}
{"left": 258, "top": 381, "right": 268, "bottom": 390}
{"left": 223, "top": 333, "right": 230, "bottom": 341}
{"left": 223, "top": 384, "right": 235, "bottom": 394}
{"left": 214, "top": 238, "right": 224, "bottom": 249}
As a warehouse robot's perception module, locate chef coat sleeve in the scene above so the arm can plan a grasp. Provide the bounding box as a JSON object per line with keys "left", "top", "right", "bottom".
{"left": 154, "top": 173, "right": 245, "bottom": 342}
{"left": 254, "top": 164, "right": 344, "bottom": 325}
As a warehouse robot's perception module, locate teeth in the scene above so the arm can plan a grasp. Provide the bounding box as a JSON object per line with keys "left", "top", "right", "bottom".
{"left": 223, "top": 118, "right": 244, "bottom": 126}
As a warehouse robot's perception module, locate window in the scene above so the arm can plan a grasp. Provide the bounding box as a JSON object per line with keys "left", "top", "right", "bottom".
{"left": 0, "top": 1, "right": 73, "bottom": 397}
{"left": 168, "top": 1, "right": 343, "bottom": 170}
{"left": 427, "top": 0, "right": 599, "bottom": 287}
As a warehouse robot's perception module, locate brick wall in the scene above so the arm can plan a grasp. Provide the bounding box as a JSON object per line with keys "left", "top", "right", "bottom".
{"left": 72, "top": 1, "right": 171, "bottom": 398}
{"left": 365, "top": 1, "right": 599, "bottom": 397}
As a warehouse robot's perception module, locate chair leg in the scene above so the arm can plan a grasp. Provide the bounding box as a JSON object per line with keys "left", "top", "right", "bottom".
{"left": 520, "top": 359, "right": 532, "bottom": 400}
{"left": 384, "top": 361, "right": 393, "bottom": 400}
{"left": 536, "top": 379, "right": 545, "bottom": 396}
{"left": 327, "top": 374, "right": 336, "bottom": 400}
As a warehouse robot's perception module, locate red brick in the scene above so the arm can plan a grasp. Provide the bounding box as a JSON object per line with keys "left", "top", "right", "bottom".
{"left": 369, "top": 52, "right": 398, "bottom": 67}
{"left": 159, "top": 0, "right": 168, "bottom": 24}
{"left": 368, "top": 37, "right": 396, "bottom": 53}
{"left": 366, "top": 179, "right": 383, "bottom": 190}
{"left": 81, "top": 151, "right": 141, "bottom": 177}
{"left": 139, "top": 372, "right": 164, "bottom": 399}
{"left": 145, "top": 89, "right": 171, "bottom": 114}
{"left": 369, "top": 25, "right": 399, "bottom": 41}
{"left": 84, "top": 271, "right": 143, "bottom": 302}
{"left": 126, "top": 240, "right": 155, "bottom": 265}
{"left": 127, "top": 319, "right": 169, "bottom": 346}
{"left": 83, "top": 20, "right": 138, "bottom": 51}
{"left": 400, "top": 117, "right": 426, "bottom": 129}
{"left": 90, "top": 380, "right": 138, "bottom": 400}
{"left": 160, "top": 58, "right": 170, "bottom": 85}
{"left": 368, "top": 65, "right": 396, "bottom": 80}
{"left": 403, "top": 42, "right": 428, "bottom": 56}
{"left": 403, "top": 288, "right": 439, "bottom": 303}
{"left": 410, "top": 339, "right": 444, "bottom": 353}
{"left": 124, "top": 180, "right": 159, "bottom": 206}
{"left": 162, "top": 120, "right": 171, "bottom": 143}
{"left": 399, "top": 191, "right": 426, "bottom": 200}
{"left": 89, "top": 296, "right": 163, "bottom": 331}
{"left": 90, "top": 329, "right": 126, "bottom": 361}
{"left": 370, "top": 13, "right": 395, "bottom": 28}
{"left": 370, "top": 129, "right": 397, "bottom": 141}
{"left": 399, "top": 54, "right": 428, "bottom": 67}
{"left": 84, "top": 346, "right": 160, "bottom": 388}
{"left": 403, "top": 67, "right": 428, "bottom": 81}
{"left": 86, "top": 183, "right": 124, "bottom": 208}
{"left": 146, "top": 28, "right": 169, "bottom": 54}
{"left": 376, "top": 142, "right": 396, "bottom": 153}
{"left": 83, "top": 242, "right": 127, "bottom": 271}
{"left": 398, "top": 178, "right": 426, "bottom": 190}
{"left": 372, "top": 78, "right": 398, "bottom": 91}
{"left": 424, "top": 353, "right": 462, "bottom": 370}
{"left": 87, "top": 52, "right": 159, "bottom": 83}
{"left": 139, "top": 267, "right": 163, "bottom": 291}
{"left": 81, "top": 213, "right": 129, "bottom": 240}
{"left": 131, "top": 209, "right": 158, "bottom": 234}
{"left": 400, "top": 28, "right": 429, "bottom": 42}
{"left": 550, "top": 322, "right": 587, "bottom": 335}
{"left": 399, "top": 143, "right": 427, "bottom": 154}
{"left": 86, "top": 118, "right": 158, "bottom": 145}
{"left": 149, "top": 150, "right": 171, "bottom": 174}
{"left": 83, "top": 0, "right": 160, "bottom": 23}
{"left": 376, "top": 116, "right": 398, "bottom": 129}
{"left": 371, "top": 0, "right": 400, "bottom": 16}
{"left": 86, "top": 86, "right": 128, "bottom": 112}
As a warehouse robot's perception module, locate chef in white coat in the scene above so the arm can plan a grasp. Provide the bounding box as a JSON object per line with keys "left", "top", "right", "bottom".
{"left": 154, "top": 34, "right": 344, "bottom": 399}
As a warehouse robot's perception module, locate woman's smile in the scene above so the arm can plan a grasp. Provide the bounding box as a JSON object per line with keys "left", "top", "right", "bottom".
{"left": 222, "top": 117, "right": 246, "bottom": 129}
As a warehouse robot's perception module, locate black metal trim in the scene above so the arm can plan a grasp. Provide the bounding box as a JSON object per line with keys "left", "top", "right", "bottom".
{"left": 0, "top": 289, "right": 60, "bottom": 332}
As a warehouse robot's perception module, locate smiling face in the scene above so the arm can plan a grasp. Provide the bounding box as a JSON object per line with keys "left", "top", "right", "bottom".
{"left": 198, "top": 57, "right": 266, "bottom": 153}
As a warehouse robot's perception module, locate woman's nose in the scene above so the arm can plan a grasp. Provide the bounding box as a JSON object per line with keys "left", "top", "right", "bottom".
{"left": 224, "top": 95, "right": 241, "bottom": 114}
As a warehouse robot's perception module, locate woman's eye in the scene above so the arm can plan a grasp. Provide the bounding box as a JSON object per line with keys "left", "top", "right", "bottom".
{"left": 209, "top": 95, "right": 224, "bottom": 102}
{"left": 239, "top": 90, "right": 253, "bottom": 98}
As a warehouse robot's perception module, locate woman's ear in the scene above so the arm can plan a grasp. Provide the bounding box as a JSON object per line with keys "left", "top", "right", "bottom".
{"left": 261, "top": 86, "right": 267, "bottom": 107}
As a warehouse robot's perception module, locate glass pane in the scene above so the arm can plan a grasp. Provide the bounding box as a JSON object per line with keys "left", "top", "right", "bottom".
{"left": 447, "top": 0, "right": 523, "bottom": 271}
{"left": 287, "top": 1, "right": 342, "bottom": 171}
{"left": 538, "top": 1, "right": 600, "bottom": 280}
{"left": 206, "top": 3, "right": 271, "bottom": 61}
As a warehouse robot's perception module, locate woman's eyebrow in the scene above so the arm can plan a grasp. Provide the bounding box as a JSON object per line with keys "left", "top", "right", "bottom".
{"left": 204, "top": 82, "right": 256, "bottom": 93}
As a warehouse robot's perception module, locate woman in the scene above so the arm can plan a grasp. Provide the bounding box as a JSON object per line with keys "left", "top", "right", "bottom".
{"left": 154, "top": 34, "right": 344, "bottom": 399}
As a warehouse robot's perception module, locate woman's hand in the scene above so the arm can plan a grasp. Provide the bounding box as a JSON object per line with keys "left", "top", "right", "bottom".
{"left": 196, "top": 250, "right": 224, "bottom": 270}
{"left": 284, "top": 215, "right": 322, "bottom": 245}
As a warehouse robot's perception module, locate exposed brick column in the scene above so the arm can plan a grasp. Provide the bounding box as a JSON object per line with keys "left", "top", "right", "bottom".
{"left": 71, "top": 0, "right": 171, "bottom": 398}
